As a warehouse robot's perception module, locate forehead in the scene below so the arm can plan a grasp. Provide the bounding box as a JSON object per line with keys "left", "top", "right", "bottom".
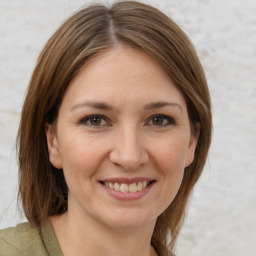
{"left": 61, "top": 46, "right": 187, "bottom": 110}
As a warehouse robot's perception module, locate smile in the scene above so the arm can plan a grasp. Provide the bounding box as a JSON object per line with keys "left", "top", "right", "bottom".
{"left": 99, "top": 178, "right": 156, "bottom": 200}
{"left": 102, "top": 181, "right": 152, "bottom": 193}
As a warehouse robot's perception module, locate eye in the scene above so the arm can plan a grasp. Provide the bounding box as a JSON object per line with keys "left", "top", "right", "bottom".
{"left": 148, "top": 114, "right": 175, "bottom": 126}
{"left": 80, "top": 115, "right": 108, "bottom": 127}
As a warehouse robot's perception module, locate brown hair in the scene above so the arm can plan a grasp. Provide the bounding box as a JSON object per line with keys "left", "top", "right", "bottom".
{"left": 17, "top": 1, "right": 212, "bottom": 255}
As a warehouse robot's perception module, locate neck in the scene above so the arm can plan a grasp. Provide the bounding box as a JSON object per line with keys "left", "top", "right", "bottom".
{"left": 50, "top": 210, "right": 157, "bottom": 256}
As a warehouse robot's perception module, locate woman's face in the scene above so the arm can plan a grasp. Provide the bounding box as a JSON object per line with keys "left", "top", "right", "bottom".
{"left": 46, "top": 47, "right": 198, "bottom": 231}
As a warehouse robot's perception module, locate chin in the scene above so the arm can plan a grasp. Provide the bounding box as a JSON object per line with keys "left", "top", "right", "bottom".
{"left": 98, "top": 209, "right": 157, "bottom": 231}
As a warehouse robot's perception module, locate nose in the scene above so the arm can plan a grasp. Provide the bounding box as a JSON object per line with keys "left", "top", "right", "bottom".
{"left": 109, "top": 125, "right": 149, "bottom": 171}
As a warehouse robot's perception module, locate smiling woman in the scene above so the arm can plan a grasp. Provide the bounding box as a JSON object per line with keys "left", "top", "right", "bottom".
{"left": 0, "top": 1, "right": 212, "bottom": 256}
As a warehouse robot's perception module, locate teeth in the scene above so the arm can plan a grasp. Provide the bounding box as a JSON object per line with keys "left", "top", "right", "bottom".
{"left": 128, "top": 183, "right": 137, "bottom": 193}
{"left": 103, "top": 181, "right": 152, "bottom": 193}
{"left": 137, "top": 182, "right": 143, "bottom": 191}
{"left": 120, "top": 183, "right": 129, "bottom": 193}
{"left": 114, "top": 182, "right": 120, "bottom": 191}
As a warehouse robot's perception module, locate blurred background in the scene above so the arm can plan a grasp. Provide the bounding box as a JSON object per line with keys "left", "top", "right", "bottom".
{"left": 0, "top": 0, "right": 255, "bottom": 255}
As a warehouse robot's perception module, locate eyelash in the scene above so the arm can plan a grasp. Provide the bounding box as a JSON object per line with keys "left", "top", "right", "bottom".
{"left": 79, "top": 114, "right": 175, "bottom": 128}
{"left": 80, "top": 114, "right": 109, "bottom": 127}
{"left": 147, "top": 114, "right": 175, "bottom": 127}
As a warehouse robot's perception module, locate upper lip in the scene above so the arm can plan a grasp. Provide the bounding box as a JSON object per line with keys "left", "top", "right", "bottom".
{"left": 99, "top": 177, "right": 155, "bottom": 184}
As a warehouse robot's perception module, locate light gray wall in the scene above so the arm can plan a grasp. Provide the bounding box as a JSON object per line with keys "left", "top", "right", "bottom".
{"left": 0, "top": 0, "right": 255, "bottom": 255}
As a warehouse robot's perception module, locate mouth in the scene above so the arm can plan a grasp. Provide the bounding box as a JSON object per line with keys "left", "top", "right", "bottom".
{"left": 99, "top": 180, "right": 155, "bottom": 193}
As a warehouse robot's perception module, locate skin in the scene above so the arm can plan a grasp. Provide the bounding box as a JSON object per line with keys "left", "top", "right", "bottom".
{"left": 45, "top": 46, "right": 199, "bottom": 256}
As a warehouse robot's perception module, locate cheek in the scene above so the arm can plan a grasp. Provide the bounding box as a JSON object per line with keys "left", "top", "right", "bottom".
{"left": 58, "top": 134, "right": 106, "bottom": 179}
{"left": 57, "top": 136, "right": 106, "bottom": 202}
{"left": 153, "top": 136, "right": 189, "bottom": 173}
{"left": 152, "top": 138, "right": 188, "bottom": 204}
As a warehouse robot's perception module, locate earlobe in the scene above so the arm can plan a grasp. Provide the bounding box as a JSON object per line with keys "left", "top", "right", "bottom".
{"left": 185, "top": 122, "right": 200, "bottom": 167}
{"left": 45, "top": 123, "right": 62, "bottom": 169}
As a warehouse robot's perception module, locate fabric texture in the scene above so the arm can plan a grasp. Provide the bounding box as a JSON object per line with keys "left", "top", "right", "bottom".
{"left": 0, "top": 220, "right": 63, "bottom": 256}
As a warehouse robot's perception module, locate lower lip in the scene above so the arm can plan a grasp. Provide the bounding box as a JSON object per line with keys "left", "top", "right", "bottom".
{"left": 100, "top": 182, "right": 154, "bottom": 201}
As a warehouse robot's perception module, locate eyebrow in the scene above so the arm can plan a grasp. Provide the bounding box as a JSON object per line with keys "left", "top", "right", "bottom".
{"left": 70, "top": 100, "right": 183, "bottom": 112}
{"left": 144, "top": 101, "right": 183, "bottom": 113}
{"left": 70, "top": 101, "right": 114, "bottom": 112}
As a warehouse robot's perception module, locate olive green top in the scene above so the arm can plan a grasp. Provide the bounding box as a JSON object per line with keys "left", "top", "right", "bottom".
{"left": 0, "top": 220, "right": 63, "bottom": 256}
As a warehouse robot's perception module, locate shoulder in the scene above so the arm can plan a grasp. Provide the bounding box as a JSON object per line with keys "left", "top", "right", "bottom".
{"left": 0, "top": 222, "right": 48, "bottom": 256}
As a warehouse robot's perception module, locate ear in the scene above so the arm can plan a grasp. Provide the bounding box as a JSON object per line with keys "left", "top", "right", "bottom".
{"left": 185, "top": 123, "right": 200, "bottom": 167}
{"left": 45, "top": 123, "right": 62, "bottom": 169}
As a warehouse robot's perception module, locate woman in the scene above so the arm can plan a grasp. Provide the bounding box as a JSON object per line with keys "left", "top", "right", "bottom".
{"left": 0, "top": 1, "right": 212, "bottom": 255}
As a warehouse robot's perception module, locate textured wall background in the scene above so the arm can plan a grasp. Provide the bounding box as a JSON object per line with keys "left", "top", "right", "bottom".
{"left": 0, "top": 0, "right": 255, "bottom": 255}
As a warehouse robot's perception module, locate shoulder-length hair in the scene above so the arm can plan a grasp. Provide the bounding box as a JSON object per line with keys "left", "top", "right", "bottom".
{"left": 17, "top": 1, "right": 212, "bottom": 255}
